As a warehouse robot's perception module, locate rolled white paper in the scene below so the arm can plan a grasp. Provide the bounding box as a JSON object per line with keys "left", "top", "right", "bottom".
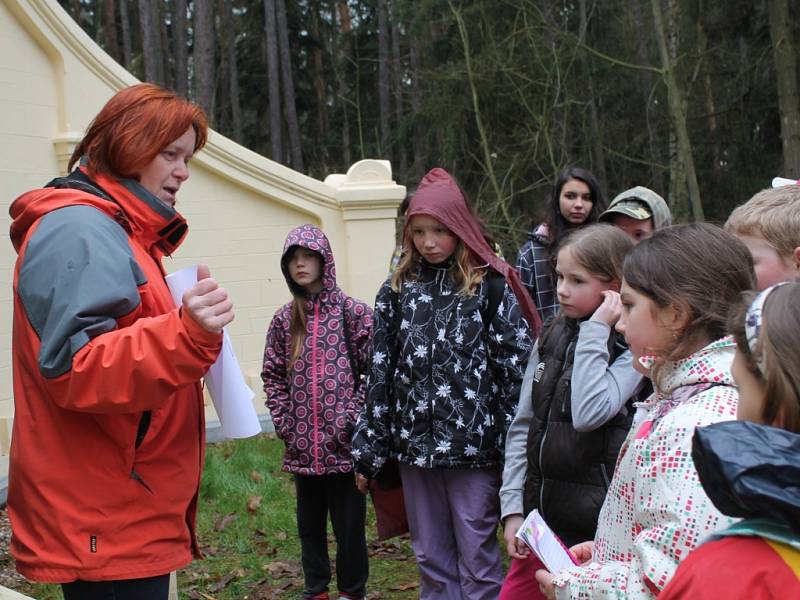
{"left": 165, "top": 265, "right": 261, "bottom": 439}
{"left": 772, "top": 177, "right": 796, "bottom": 188}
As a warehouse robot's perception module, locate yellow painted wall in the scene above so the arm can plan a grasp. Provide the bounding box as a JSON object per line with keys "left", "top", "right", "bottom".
{"left": 0, "top": 0, "right": 404, "bottom": 453}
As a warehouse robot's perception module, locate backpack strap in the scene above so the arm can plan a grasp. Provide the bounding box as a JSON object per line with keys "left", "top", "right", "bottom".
{"left": 483, "top": 271, "right": 506, "bottom": 332}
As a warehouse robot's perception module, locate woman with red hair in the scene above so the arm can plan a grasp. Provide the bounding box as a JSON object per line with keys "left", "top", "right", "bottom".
{"left": 7, "top": 83, "right": 233, "bottom": 599}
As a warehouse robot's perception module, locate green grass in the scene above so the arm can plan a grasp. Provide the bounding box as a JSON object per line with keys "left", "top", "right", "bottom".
{"left": 15, "top": 434, "right": 420, "bottom": 599}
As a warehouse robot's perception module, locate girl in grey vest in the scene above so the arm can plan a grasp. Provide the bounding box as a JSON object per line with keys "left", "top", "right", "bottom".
{"left": 499, "top": 224, "right": 647, "bottom": 599}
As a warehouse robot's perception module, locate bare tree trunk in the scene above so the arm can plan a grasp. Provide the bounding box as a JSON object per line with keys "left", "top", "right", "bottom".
{"left": 409, "top": 39, "right": 424, "bottom": 181}
{"left": 119, "top": 0, "right": 132, "bottom": 69}
{"left": 103, "top": 0, "right": 120, "bottom": 63}
{"left": 159, "top": 2, "right": 174, "bottom": 91}
{"left": 696, "top": 10, "right": 720, "bottom": 173}
{"left": 275, "top": 0, "right": 304, "bottom": 171}
{"left": 310, "top": 0, "right": 328, "bottom": 145}
{"left": 172, "top": 0, "right": 189, "bottom": 97}
{"left": 629, "top": 0, "right": 663, "bottom": 188}
{"left": 138, "top": 0, "right": 165, "bottom": 86}
{"left": 391, "top": 0, "right": 407, "bottom": 180}
{"left": 578, "top": 0, "right": 607, "bottom": 192}
{"left": 193, "top": 0, "right": 216, "bottom": 119}
{"left": 768, "top": 0, "right": 800, "bottom": 178}
{"left": 334, "top": 0, "right": 352, "bottom": 167}
{"left": 218, "top": 0, "right": 243, "bottom": 143}
{"left": 652, "top": 0, "right": 704, "bottom": 221}
{"left": 264, "top": 0, "right": 284, "bottom": 162}
{"left": 377, "top": 0, "right": 391, "bottom": 159}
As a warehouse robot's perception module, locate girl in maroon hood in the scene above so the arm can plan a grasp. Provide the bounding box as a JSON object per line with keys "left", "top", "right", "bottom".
{"left": 352, "top": 169, "right": 537, "bottom": 599}
{"left": 261, "top": 224, "right": 372, "bottom": 600}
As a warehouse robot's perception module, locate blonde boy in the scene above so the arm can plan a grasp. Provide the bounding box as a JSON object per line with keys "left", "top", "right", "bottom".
{"left": 725, "top": 185, "right": 800, "bottom": 290}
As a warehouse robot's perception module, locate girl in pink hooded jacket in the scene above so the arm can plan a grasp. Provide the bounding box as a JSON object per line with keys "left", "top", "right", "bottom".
{"left": 261, "top": 224, "right": 373, "bottom": 600}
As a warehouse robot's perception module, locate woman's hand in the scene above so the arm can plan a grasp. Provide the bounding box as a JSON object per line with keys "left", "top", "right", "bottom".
{"left": 503, "top": 514, "right": 531, "bottom": 560}
{"left": 590, "top": 290, "right": 622, "bottom": 327}
{"left": 570, "top": 540, "right": 594, "bottom": 565}
{"left": 535, "top": 569, "right": 557, "bottom": 599}
{"left": 183, "top": 264, "right": 234, "bottom": 333}
{"left": 355, "top": 473, "right": 370, "bottom": 495}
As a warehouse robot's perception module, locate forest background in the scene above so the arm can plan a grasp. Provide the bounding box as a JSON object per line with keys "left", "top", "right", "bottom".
{"left": 58, "top": 0, "right": 800, "bottom": 255}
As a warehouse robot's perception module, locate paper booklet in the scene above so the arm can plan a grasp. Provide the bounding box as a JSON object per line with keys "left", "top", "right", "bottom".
{"left": 515, "top": 509, "right": 580, "bottom": 574}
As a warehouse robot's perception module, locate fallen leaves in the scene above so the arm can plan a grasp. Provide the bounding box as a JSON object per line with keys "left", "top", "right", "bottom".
{"left": 389, "top": 581, "right": 420, "bottom": 591}
{"left": 214, "top": 513, "right": 238, "bottom": 532}
{"left": 209, "top": 568, "right": 245, "bottom": 592}
{"left": 262, "top": 560, "right": 301, "bottom": 578}
{"left": 368, "top": 539, "right": 410, "bottom": 560}
{"left": 247, "top": 495, "right": 263, "bottom": 513}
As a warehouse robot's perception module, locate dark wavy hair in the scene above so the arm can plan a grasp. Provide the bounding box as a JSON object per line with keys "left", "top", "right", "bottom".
{"left": 543, "top": 166, "right": 607, "bottom": 249}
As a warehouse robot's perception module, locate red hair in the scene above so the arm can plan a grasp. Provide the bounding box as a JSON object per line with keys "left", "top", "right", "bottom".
{"left": 69, "top": 83, "right": 208, "bottom": 179}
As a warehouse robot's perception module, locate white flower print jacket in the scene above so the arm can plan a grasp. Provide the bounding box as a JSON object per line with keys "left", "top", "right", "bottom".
{"left": 351, "top": 259, "right": 533, "bottom": 477}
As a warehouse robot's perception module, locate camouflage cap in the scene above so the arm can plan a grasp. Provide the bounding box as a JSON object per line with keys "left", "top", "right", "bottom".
{"left": 599, "top": 186, "right": 667, "bottom": 222}
{"left": 600, "top": 198, "right": 652, "bottom": 221}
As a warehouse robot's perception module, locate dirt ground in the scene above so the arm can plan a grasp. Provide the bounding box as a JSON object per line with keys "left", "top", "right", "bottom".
{"left": 0, "top": 508, "right": 34, "bottom": 594}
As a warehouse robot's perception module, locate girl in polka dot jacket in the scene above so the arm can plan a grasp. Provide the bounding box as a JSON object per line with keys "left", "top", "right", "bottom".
{"left": 261, "top": 224, "right": 373, "bottom": 600}
{"left": 535, "top": 224, "right": 756, "bottom": 599}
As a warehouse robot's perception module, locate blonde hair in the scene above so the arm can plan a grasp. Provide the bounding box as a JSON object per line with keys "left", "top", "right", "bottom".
{"left": 729, "top": 284, "right": 800, "bottom": 433}
{"left": 391, "top": 241, "right": 486, "bottom": 296}
{"left": 725, "top": 186, "right": 800, "bottom": 257}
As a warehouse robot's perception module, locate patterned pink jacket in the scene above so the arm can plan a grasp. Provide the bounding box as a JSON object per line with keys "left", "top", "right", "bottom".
{"left": 552, "top": 337, "right": 739, "bottom": 599}
{"left": 261, "top": 225, "right": 374, "bottom": 475}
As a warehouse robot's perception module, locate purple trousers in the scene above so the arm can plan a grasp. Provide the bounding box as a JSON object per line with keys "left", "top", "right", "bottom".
{"left": 399, "top": 464, "right": 503, "bottom": 600}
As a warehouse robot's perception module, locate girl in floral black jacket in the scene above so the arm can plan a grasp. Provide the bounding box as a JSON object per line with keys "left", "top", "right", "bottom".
{"left": 352, "top": 168, "right": 536, "bottom": 600}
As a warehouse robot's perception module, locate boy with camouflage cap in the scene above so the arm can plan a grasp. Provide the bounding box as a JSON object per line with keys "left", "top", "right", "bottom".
{"left": 599, "top": 186, "right": 672, "bottom": 243}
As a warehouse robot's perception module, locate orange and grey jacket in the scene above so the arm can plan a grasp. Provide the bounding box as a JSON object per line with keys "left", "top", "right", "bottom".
{"left": 7, "top": 167, "right": 222, "bottom": 583}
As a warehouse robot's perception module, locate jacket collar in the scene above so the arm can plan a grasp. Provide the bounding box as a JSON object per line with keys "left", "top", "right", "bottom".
{"left": 89, "top": 169, "right": 188, "bottom": 257}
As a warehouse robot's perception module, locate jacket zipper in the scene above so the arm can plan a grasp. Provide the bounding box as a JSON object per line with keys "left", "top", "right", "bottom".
{"left": 427, "top": 269, "right": 445, "bottom": 467}
{"left": 310, "top": 301, "right": 321, "bottom": 474}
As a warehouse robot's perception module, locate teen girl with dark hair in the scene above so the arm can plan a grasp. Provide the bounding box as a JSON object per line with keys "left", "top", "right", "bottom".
{"left": 517, "top": 167, "right": 607, "bottom": 322}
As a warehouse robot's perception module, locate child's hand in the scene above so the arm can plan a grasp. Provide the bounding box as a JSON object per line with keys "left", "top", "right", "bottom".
{"left": 354, "top": 473, "right": 369, "bottom": 495}
{"left": 535, "top": 569, "right": 557, "bottom": 599}
{"left": 590, "top": 290, "right": 622, "bottom": 326}
{"left": 503, "top": 514, "right": 530, "bottom": 560}
{"left": 570, "top": 540, "right": 594, "bottom": 565}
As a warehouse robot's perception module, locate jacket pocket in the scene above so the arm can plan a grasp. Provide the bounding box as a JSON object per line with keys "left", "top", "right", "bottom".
{"left": 130, "top": 411, "right": 154, "bottom": 493}
{"left": 131, "top": 468, "right": 154, "bottom": 494}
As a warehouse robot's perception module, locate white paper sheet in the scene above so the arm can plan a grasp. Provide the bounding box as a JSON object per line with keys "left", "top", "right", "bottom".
{"left": 772, "top": 177, "right": 796, "bottom": 188}
{"left": 515, "top": 509, "right": 579, "bottom": 575}
{"left": 165, "top": 265, "right": 261, "bottom": 439}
